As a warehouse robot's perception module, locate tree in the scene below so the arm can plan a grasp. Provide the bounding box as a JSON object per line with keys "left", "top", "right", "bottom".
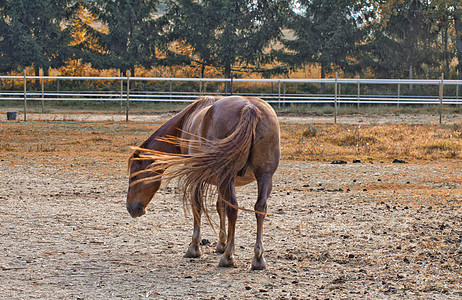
{"left": 431, "top": 0, "right": 462, "bottom": 79}
{"left": 429, "top": 0, "right": 455, "bottom": 77}
{"left": 164, "top": 0, "right": 291, "bottom": 79}
{"left": 0, "top": 0, "right": 75, "bottom": 76}
{"left": 278, "top": 0, "right": 365, "bottom": 90}
{"left": 455, "top": 6, "right": 462, "bottom": 79}
{"left": 362, "top": 0, "right": 439, "bottom": 79}
{"left": 0, "top": 1, "right": 6, "bottom": 72}
{"left": 80, "top": 0, "right": 162, "bottom": 77}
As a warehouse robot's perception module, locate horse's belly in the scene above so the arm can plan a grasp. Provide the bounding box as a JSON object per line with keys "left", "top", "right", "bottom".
{"left": 235, "top": 170, "right": 256, "bottom": 186}
{"left": 205, "top": 170, "right": 256, "bottom": 187}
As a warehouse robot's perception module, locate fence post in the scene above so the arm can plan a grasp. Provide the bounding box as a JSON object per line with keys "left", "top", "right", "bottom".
{"left": 126, "top": 71, "right": 130, "bottom": 122}
{"left": 278, "top": 76, "right": 281, "bottom": 109}
{"left": 334, "top": 72, "right": 338, "bottom": 124}
{"left": 41, "top": 77, "right": 45, "bottom": 113}
{"left": 283, "top": 81, "right": 286, "bottom": 104}
{"left": 23, "top": 70, "right": 27, "bottom": 122}
{"left": 230, "top": 73, "right": 234, "bottom": 95}
{"left": 357, "top": 75, "right": 360, "bottom": 109}
{"left": 397, "top": 83, "right": 401, "bottom": 109}
{"left": 439, "top": 73, "right": 444, "bottom": 124}
{"left": 120, "top": 75, "right": 123, "bottom": 113}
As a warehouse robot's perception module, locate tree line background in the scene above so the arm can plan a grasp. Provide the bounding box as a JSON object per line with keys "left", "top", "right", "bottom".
{"left": 1, "top": 0, "right": 462, "bottom": 84}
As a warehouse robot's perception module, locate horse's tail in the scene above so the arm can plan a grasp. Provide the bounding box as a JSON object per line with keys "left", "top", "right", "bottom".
{"left": 131, "top": 103, "right": 260, "bottom": 222}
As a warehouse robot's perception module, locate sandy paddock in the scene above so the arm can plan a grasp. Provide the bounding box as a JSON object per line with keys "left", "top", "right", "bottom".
{"left": 0, "top": 113, "right": 461, "bottom": 299}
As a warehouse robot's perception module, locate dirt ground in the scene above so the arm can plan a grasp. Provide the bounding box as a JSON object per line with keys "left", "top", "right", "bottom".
{"left": 2, "top": 110, "right": 462, "bottom": 124}
{"left": 1, "top": 113, "right": 461, "bottom": 299}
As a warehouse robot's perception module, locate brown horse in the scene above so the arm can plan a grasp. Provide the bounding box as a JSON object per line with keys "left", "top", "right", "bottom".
{"left": 126, "top": 96, "right": 280, "bottom": 270}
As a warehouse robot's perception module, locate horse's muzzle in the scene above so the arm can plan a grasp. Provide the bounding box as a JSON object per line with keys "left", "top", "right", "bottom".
{"left": 126, "top": 202, "right": 146, "bottom": 218}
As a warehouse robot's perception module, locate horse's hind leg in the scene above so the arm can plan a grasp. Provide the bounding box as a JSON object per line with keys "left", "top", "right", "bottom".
{"left": 216, "top": 197, "right": 227, "bottom": 254}
{"left": 252, "top": 173, "right": 273, "bottom": 270}
{"left": 218, "top": 181, "right": 238, "bottom": 267}
{"left": 184, "top": 186, "right": 202, "bottom": 258}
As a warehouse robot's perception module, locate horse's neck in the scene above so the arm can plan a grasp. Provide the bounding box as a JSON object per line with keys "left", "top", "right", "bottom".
{"left": 142, "top": 119, "right": 182, "bottom": 154}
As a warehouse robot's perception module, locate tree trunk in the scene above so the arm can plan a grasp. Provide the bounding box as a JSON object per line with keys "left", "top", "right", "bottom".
{"left": 409, "top": 65, "right": 413, "bottom": 94}
{"left": 455, "top": 16, "right": 462, "bottom": 80}
{"left": 320, "top": 64, "right": 326, "bottom": 94}
{"left": 121, "top": 69, "right": 129, "bottom": 77}
{"left": 224, "top": 63, "right": 231, "bottom": 95}
{"left": 35, "top": 66, "right": 40, "bottom": 91}
{"left": 443, "top": 25, "right": 449, "bottom": 76}
{"left": 201, "top": 64, "right": 205, "bottom": 79}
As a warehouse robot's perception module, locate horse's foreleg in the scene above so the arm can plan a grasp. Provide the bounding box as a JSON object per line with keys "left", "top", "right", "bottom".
{"left": 184, "top": 186, "right": 202, "bottom": 258}
{"left": 216, "top": 197, "right": 227, "bottom": 254}
{"left": 252, "top": 173, "right": 272, "bottom": 270}
{"left": 218, "top": 182, "right": 237, "bottom": 267}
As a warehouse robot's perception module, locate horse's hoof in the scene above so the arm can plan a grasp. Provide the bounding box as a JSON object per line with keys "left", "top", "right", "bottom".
{"left": 216, "top": 242, "right": 226, "bottom": 254}
{"left": 184, "top": 246, "right": 201, "bottom": 258}
{"left": 218, "top": 255, "right": 234, "bottom": 267}
{"left": 251, "top": 257, "right": 266, "bottom": 270}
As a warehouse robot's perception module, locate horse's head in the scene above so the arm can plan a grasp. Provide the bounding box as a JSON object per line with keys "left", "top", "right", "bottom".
{"left": 126, "top": 151, "right": 162, "bottom": 218}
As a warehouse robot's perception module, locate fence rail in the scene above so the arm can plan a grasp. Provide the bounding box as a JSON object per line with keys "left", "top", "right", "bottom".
{"left": 1, "top": 73, "right": 461, "bottom": 122}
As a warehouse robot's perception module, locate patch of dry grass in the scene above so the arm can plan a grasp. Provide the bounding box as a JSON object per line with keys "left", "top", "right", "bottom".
{"left": 1, "top": 120, "right": 461, "bottom": 175}
{"left": 281, "top": 122, "right": 462, "bottom": 162}
{"left": 0, "top": 121, "right": 161, "bottom": 174}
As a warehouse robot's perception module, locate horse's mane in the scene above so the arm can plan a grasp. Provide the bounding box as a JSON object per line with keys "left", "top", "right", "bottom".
{"left": 141, "top": 96, "right": 220, "bottom": 148}
{"left": 128, "top": 96, "right": 221, "bottom": 170}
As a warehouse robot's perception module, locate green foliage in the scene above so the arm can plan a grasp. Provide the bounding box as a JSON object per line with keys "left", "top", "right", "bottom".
{"left": 79, "top": 0, "right": 162, "bottom": 76}
{"left": 361, "top": 0, "right": 440, "bottom": 79}
{"left": 164, "top": 0, "right": 291, "bottom": 78}
{"left": 1, "top": 0, "right": 462, "bottom": 81}
{"left": 0, "top": 0, "right": 76, "bottom": 74}
{"left": 278, "top": 0, "right": 365, "bottom": 78}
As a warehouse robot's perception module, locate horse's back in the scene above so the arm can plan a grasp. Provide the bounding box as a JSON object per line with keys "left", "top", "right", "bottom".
{"left": 199, "top": 96, "right": 279, "bottom": 137}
